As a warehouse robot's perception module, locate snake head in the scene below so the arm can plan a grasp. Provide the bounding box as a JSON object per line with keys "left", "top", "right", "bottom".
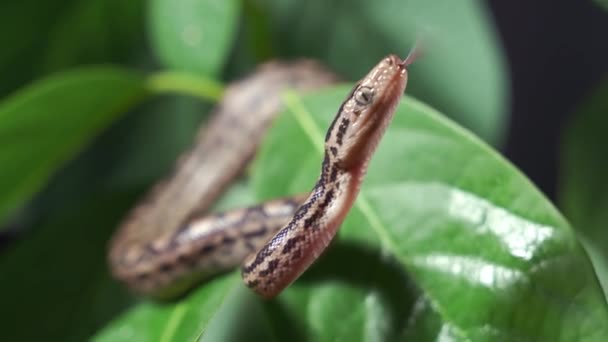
{"left": 325, "top": 55, "right": 409, "bottom": 171}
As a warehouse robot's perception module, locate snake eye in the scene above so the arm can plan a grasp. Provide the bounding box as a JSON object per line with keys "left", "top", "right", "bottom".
{"left": 354, "top": 86, "right": 374, "bottom": 106}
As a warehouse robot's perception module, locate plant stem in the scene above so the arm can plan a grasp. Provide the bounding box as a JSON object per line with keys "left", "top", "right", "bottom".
{"left": 146, "top": 71, "right": 225, "bottom": 102}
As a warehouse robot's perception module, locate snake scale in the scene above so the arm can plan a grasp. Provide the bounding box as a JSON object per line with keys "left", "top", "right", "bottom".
{"left": 109, "top": 53, "right": 412, "bottom": 299}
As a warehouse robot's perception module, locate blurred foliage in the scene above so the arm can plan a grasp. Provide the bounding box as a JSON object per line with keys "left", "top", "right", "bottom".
{"left": 595, "top": 0, "right": 608, "bottom": 12}
{"left": 0, "top": 0, "right": 606, "bottom": 341}
{"left": 559, "top": 79, "right": 608, "bottom": 299}
{"left": 0, "top": 1, "right": 146, "bottom": 96}
{"left": 0, "top": 68, "right": 146, "bottom": 224}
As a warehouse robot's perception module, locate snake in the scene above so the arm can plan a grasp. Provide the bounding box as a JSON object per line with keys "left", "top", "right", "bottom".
{"left": 109, "top": 53, "right": 414, "bottom": 300}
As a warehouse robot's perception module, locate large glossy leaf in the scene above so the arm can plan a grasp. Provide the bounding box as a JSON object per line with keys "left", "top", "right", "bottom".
{"left": 149, "top": 0, "right": 241, "bottom": 76}
{"left": 559, "top": 79, "right": 608, "bottom": 298}
{"left": 0, "top": 68, "right": 147, "bottom": 225}
{"left": 94, "top": 86, "right": 608, "bottom": 341}
{"left": 248, "top": 0, "right": 507, "bottom": 145}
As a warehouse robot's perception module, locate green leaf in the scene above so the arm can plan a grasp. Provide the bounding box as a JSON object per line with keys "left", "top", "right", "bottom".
{"left": 149, "top": 0, "right": 241, "bottom": 76}
{"left": 250, "top": 86, "right": 608, "bottom": 340}
{"left": 94, "top": 274, "right": 239, "bottom": 342}
{"left": 95, "top": 275, "right": 281, "bottom": 342}
{"left": 0, "top": 68, "right": 147, "bottom": 225}
{"left": 251, "top": 0, "right": 507, "bottom": 145}
{"left": 559, "top": 79, "right": 608, "bottom": 299}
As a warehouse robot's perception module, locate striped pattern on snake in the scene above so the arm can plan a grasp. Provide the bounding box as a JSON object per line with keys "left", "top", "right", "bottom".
{"left": 109, "top": 52, "right": 414, "bottom": 299}
{"left": 108, "top": 60, "right": 338, "bottom": 298}
{"left": 241, "top": 55, "right": 409, "bottom": 298}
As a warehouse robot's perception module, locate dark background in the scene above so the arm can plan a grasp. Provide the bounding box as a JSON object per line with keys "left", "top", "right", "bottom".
{"left": 489, "top": 0, "right": 608, "bottom": 199}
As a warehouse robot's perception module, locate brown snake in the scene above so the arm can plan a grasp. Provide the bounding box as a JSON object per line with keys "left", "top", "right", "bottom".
{"left": 109, "top": 53, "right": 412, "bottom": 299}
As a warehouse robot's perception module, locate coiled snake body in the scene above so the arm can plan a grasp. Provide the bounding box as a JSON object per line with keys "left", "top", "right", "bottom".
{"left": 109, "top": 54, "right": 411, "bottom": 299}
